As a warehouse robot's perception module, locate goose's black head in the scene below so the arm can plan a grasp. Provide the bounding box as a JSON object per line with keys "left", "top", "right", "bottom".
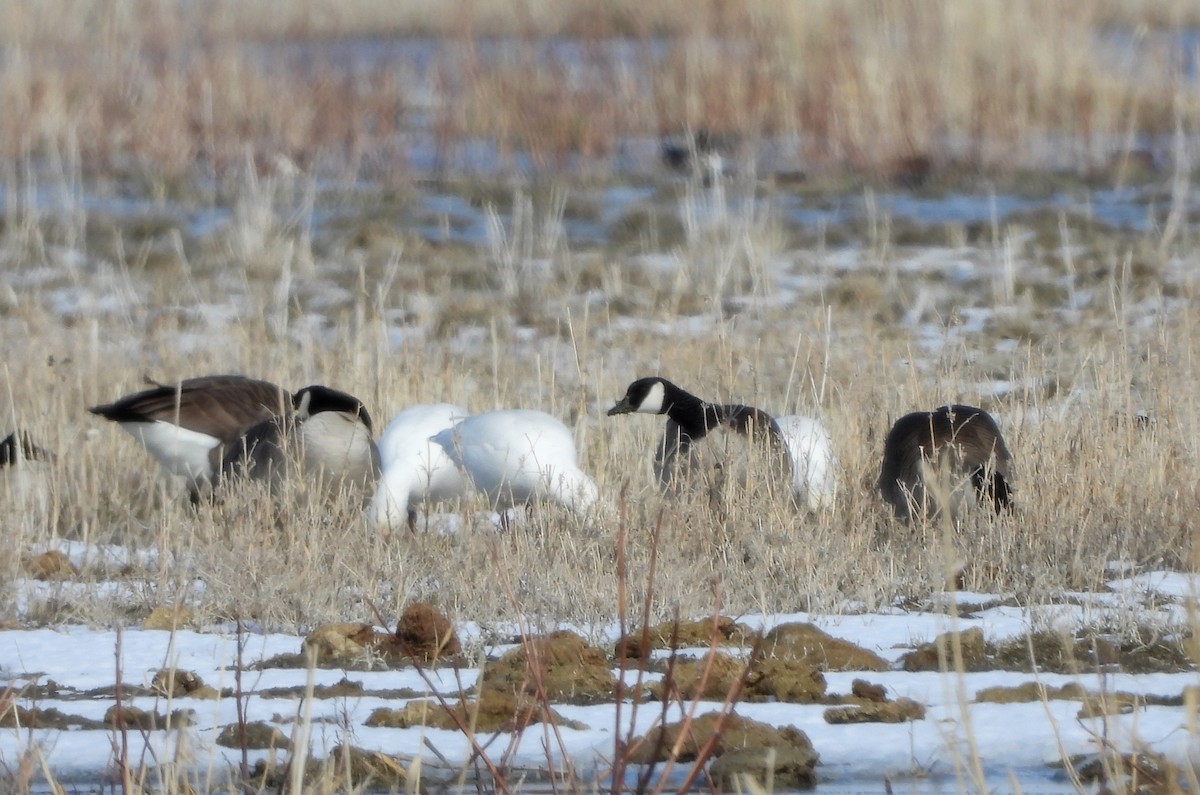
{"left": 293, "top": 385, "right": 375, "bottom": 432}
{"left": 608, "top": 377, "right": 677, "bottom": 416}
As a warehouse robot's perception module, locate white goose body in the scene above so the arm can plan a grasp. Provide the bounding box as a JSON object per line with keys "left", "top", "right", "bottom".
{"left": 432, "top": 409, "right": 599, "bottom": 516}
{"left": 368, "top": 403, "right": 469, "bottom": 531}
{"left": 773, "top": 414, "right": 838, "bottom": 512}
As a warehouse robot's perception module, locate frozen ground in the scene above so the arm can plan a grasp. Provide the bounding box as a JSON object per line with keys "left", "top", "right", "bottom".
{"left": 2, "top": 566, "right": 1198, "bottom": 793}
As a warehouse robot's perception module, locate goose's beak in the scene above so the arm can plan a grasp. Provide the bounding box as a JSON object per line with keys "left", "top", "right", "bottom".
{"left": 607, "top": 397, "right": 634, "bottom": 416}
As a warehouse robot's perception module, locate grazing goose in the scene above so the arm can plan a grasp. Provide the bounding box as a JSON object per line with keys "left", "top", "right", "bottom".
{"left": 431, "top": 409, "right": 600, "bottom": 521}
{"left": 368, "top": 403, "right": 469, "bottom": 532}
{"left": 88, "top": 375, "right": 287, "bottom": 501}
{"left": 878, "top": 404, "right": 1013, "bottom": 521}
{"left": 608, "top": 377, "right": 837, "bottom": 511}
{"left": 220, "top": 385, "right": 381, "bottom": 501}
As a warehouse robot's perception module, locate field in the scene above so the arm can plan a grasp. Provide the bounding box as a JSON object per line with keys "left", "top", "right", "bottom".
{"left": 2, "top": 1, "right": 1200, "bottom": 792}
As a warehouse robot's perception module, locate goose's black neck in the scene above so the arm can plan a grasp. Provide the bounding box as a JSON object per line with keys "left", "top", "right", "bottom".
{"left": 660, "top": 383, "right": 722, "bottom": 439}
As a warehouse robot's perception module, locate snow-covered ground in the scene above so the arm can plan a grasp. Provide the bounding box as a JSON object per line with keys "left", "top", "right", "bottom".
{"left": 3, "top": 572, "right": 1198, "bottom": 793}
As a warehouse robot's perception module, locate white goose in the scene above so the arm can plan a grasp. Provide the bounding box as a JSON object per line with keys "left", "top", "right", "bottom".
{"left": 368, "top": 403, "right": 469, "bottom": 532}
{"left": 432, "top": 409, "right": 600, "bottom": 521}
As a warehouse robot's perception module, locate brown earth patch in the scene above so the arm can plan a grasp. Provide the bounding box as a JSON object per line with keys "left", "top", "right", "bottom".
{"left": 755, "top": 622, "right": 889, "bottom": 672}
{"left": 975, "top": 681, "right": 1087, "bottom": 703}
{"left": 216, "top": 721, "right": 291, "bottom": 749}
{"left": 627, "top": 711, "right": 817, "bottom": 790}
{"left": 150, "top": 668, "right": 219, "bottom": 699}
{"left": 379, "top": 602, "right": 461, "bottom": 662}
{"left": 366, "top": 690, "right": 587, "bottom": 733}
{"left": 24, "top": 551, "right": 78, "bottom": 580}
{"left": 614, "top": 616, "right": 755, "bottom": 660}
{"left": 479, "top": 630, "right": 616, "bottom": 705}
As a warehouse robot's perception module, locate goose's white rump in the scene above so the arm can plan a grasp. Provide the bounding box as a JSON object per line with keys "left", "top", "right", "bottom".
{"left": 774, "top": 415, "right": 838, "bottom": 512}
{"left": 432, "top": 409, "right": 599, "bottom": 515}
{"left": 369, "top": 403, "right": 469, "bottom": 530}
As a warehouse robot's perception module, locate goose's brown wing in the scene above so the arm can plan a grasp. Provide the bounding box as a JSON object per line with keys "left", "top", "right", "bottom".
{"left": 89, "top": 375, "right": 287, "bottom": 442}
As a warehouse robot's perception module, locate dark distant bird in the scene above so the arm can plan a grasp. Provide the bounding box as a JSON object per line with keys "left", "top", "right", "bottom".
{"left": 88, "top": 375, "right": 288, "bottom": 502}
{"left": 0, "top": 430, "right": 53, "bottom": 466}
{"left": 661, "top": 128, "right": 726, "bottom": 185}
{"left": 878, "top": 405, "right": 1012, "bottom": 521}
{"left": 220, "top": 385, "right": 381, "bottom": 502}
{"left": 608, "top": 377, "right": 837, "bottom": 511}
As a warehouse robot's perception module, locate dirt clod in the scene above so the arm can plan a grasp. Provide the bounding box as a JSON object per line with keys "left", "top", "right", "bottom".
{"left": 216, "top": 721, "right": 291, "bottom": 749}
{"left": 756, "top": 622, "right": 889, "bottom": 672}
{"left": 24, "top": 551, "right": 78, "bottom": 580}
{"left": 480, "top": 630, "right": 616, "bottom": 705}
{"left": 628, "top": 711, "right": 818, "bottom": 782}
{"left": 824, "top": 697, "right": 926, "bottom": 723}
{"left": 380, "top": 602, "right": 461, "bottom": 662}
{"left": 614, "top": 616, "right": 754, "bottom": 659}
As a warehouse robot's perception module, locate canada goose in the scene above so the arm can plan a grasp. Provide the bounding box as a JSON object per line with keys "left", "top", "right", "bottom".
{"left": 607, "top": 377, "right": 836, "bottom": 511}
{"left": 878, "top": 404, "right": 1013, "bottom": 521}
{"left": 431, "top": 409, "right": 600, "bottom": 520}
{"left": 368, "top": 403, "right": 469, "bottom": 532}
{"left": 88, "top": 375, "right": 288, "bottom": 501}
{"left": 220, "top": 385, "right": 381, "bottom": 500}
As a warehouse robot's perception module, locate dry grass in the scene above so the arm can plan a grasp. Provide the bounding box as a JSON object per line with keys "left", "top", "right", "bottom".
{"left": 0, "top": 0, "right": 1196, "bottom": 180}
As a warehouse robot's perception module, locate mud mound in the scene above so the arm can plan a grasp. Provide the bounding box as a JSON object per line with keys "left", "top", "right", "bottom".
{"left": 380, "top": 602, "right": 461, "bottom": 662}
{"left": 366, "top": 690, "right": 587, "bottom": 733}
{"left": 614, "top": 616, "right": 755, "bottom": 659}
{"left": 900, "top": 627, "right": 989, "bottom": 671}
{"left": 480, "top": 630, "right": 616, "bottom": 705}
{"left": 756, "top": 622, "right": 889, "bottom": 671}
{"left": 628, "top": 711, "right": 818, "bottom": 789}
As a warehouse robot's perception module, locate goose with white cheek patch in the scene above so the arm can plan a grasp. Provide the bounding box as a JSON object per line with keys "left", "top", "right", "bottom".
{"left": 219, "top": 385, "right": 381, "bottom": 501}
{"left": 878, "top": 404, "right": 1012, "bottom": 522}
{"left": 88, "top": 375, "right": 288, "bottom": 503}
{"left": 431, "top": 409, "right": 600, "bottom": 525}
{"left": 607, "top": 377, "right": 837, "bottom": 512}
{"left": 368, "top": 403, "right": 469, "bottom": 533}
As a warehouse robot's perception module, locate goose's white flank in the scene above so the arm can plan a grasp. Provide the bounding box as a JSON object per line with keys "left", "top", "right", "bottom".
{"left": 88, "top": 375, "right": 288, "bottom": 502}
{"left": 432, "top": 409, "right": 600, "bottom": 518}
{"left": 368, "top": 403, "right": 469, "bottom": 532}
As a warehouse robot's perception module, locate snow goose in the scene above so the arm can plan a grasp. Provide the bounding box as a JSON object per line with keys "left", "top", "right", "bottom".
{"left": 878, "top": 404, "right": 1013, "bottom": 521}
{"left": 368, "top": 403, "right": 469, "bottom": 532}
{"left": 432, "top": 409, "right": 600, "bottom": 521}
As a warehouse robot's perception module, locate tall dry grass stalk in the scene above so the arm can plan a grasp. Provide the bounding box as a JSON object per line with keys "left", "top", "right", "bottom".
{"left": 0, "top": 0, "right": 1195, "bottom": 180}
